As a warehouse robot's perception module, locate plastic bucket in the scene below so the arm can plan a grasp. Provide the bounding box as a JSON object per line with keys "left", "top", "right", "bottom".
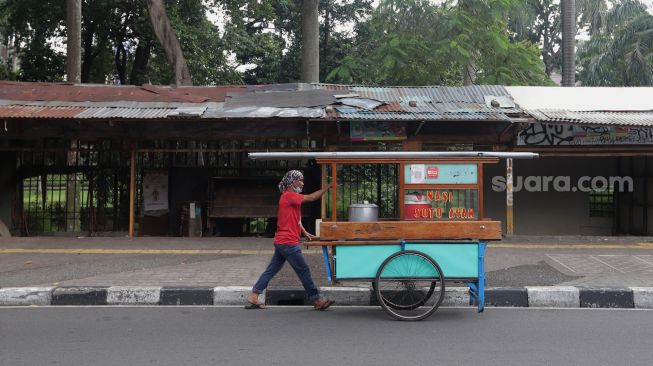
{"left": 404, "top": 200, "right": 432, "bottom": 220}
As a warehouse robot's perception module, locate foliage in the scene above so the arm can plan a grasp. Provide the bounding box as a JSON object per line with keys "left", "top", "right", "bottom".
{"left": 220, "top": 0, "right": 372, "bottom": 84}
{"left": 326, "top": 0, "right": 552, "bottom": 86}
{"left": 221, "top": 0, "right": 285, "bottom": 84}
{"left": 0, "top": 0, "right": 239, "bottom": 85}
{"left": 2, "top": 0, "right": 648, "bottom": 87}
{"left": 577, "top": 0, "right": 652, "bottom": 86}
{"left": 507, "top": 0, "right": 561, "bottom": 76}
{"left": 149, "top": 0, "right": 241, "bottom": 85}
{"left": 0, "top": 0, "right": 66, "bottom": 81}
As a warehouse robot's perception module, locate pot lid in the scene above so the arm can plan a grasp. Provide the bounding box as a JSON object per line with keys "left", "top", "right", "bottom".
{"left": 348, "top": 203, "right": 379, "bottom": 208}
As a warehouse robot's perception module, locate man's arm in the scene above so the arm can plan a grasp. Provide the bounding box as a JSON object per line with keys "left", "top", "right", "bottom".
{"left": 302, "top": 184, "right": 330, "bottom": 203}
{"left": 299, "top": 222, "right": 317, "bottom": 241}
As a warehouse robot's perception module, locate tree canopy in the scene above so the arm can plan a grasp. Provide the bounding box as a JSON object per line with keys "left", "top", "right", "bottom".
{"left": 577, "top": 0, "right": 653, "bottom": 86}
{"left": 2, "top": 0, "right": 649, "bottom": 87}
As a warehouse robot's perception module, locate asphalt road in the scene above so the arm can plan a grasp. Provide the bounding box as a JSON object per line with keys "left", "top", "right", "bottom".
{"left": 1, "top": 307, "right": 652, "bottom": 366}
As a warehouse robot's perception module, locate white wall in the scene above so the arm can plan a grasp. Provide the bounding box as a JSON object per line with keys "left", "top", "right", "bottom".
{"left": 483, "top": 156, "right": 618, "bottom": 235}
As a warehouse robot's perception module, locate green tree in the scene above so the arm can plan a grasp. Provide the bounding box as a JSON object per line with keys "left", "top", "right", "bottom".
{"left": 0, "top": 0, "right": 67, "bottom": 81}
{"left": 577, "top": 0, "right": 650, "bottom": 86}
{"left": 149, "top": 0, "right": 240, "bottom": 85}
{"left": 221, "top": 0, "right": 285, "bottom": 84}
{"left": 221, "top": 0, "right": 371, "bottom": 84}
{"left": 0, "top": 0, "right": 238, "bottom": 85}
{"left": 508, "top": 0, "right": 561, "bottom": 76}
{"left": 327, "top": 0, "right": 552, "bottom": 86}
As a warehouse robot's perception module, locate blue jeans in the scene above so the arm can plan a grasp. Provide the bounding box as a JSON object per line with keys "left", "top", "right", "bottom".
{"left": 252, "top": 244, "right": 320, "bottom": 301}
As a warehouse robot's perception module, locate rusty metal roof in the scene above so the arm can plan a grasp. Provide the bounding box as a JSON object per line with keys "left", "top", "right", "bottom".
{"left": 0, "top": 105, "right": 85, "bottom": 119}
{"left": 527, "top": 110, "right": 653, "bottom": 127}
{"left": 312, "top": 84, "right": 519, "bottom": 120}
{"left": 312, "top": 83, "right": 514, "bottom": 103}
{"left": 332, "top": 109, "right": 511, "bottom": 121}
{"left": 0, "top": 81, "right": 520, "bottom": 122}
{"left": 0, "top": 81, "right": 246, "bottom": 103}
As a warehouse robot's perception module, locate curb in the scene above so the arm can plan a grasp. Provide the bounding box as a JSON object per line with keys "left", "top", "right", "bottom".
{"left": 1, "top": 286, "right": 653, "bottom": 308}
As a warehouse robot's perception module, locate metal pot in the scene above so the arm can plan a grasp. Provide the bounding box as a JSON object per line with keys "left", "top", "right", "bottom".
{"left": 348, "top": 201, "right": 379, "bottom": 222}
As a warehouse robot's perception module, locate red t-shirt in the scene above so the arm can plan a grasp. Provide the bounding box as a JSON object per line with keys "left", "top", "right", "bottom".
{"left": 274, "top": 191, "right": 304, "bottom": 245}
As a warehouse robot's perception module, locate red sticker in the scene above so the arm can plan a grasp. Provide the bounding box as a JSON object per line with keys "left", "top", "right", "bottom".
{"left": 426, "top": 166, "right": 439, "bottom": 178}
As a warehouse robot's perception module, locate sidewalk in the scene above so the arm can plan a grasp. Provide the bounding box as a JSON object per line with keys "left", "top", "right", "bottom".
{"left": 1, "top": 235, "right": 653, "bottom": 308}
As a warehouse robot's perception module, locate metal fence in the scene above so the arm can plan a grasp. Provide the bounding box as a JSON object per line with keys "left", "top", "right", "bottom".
{"left": 18, "top": 138, "right": 308, "bottom": 235}
{"left": 325, "top": 164, "right": 400, "bottom": 220}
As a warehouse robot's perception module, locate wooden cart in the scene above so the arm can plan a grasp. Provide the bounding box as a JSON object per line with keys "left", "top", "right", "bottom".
{"left": 249, "top": 151, "right": 537, "bottom": 321}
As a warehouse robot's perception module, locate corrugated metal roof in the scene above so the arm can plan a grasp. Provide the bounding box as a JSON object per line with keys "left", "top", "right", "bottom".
{"left": 312, "top": 84, "right": 514, "bottom": 103}
{"left": 339, "top": 98, "right": 384, "bottom": 110}
{"left": 0, "top": 105, "right": 85, "bottom": 118}
{"left": 312, "top": 84, "right": 520, "bottom": 119}
{"left": 0, "top": 99, "right": 211, "bottom": 108}
{"left": 0, "top": 82, "right": 524, "bottom": 122}
{"left": 0, "top": 81, "right": 247, "bottom": 103}
{"left": 527, "top": 110, "right": 653, "bottom": 127}
{"left": 374, "top": 102, "right": 405, "bottom": 112}
{"left": 75, "top": 107, "right": 175, "bottom": 119}
{"left": 221, "top": 106, "right": 324, "bottom": 118}
{"left": 330, "top": 110, "right": 511, "bottom": 121}
{"left": 167, "top": 106, "right": 207, "bottom": 117}
{"left": 506, "top": 86, "right": 653, "bottom": 111}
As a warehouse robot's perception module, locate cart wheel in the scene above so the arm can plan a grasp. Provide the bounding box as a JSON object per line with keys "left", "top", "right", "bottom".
{"left": 375, "top": 250, "right": 445, "bottom": 321}
{"left": 371, "top": 281, "right": 436, "bottom": 311}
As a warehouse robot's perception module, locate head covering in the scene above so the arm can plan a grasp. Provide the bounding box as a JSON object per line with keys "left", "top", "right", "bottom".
{"left": 278, "top": 170, "right": 304, "bottom": 193}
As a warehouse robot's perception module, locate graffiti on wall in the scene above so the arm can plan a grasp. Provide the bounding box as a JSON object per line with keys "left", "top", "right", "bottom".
{"left": 517, "top": 123, "right": 653, "bottom": 146}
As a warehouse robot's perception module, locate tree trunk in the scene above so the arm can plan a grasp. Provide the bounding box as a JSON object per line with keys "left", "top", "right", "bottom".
{"left": 145, "top": 0, "right": 192, "bottom": 86}
{"left": 66, "top": 0, "right": 81, "bottom": 83}
{"left": 130, "top": 39, "right": 153, "bottom": 85}
{"left": 561, "top": 0, "right": 576, "bottom": 87}
{"left": 80, "top": 19, "right": 96, "bottom": 83}
{"left": 115, "top": 43, "right": 127, "bottom": 85}
{"left": 322, "top": 2, "right": 330, "bottom": 80}
{"left": 463, "top": 64, "right": 476, "bottom": 85}
{"left": 301, "top": 0, "right": 319, "bottom": 83}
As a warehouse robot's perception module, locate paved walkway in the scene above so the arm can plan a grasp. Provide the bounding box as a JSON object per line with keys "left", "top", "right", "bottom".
{"left": 1, "top": 235, "right": 653, "bottom": 289}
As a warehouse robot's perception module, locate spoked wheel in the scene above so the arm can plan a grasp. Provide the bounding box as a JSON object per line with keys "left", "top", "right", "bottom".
{"left": 375, "top": 250, "right": 445, "bottom": 321}
{"left": 371, "top": 281, "right": 436, "bottom": 311}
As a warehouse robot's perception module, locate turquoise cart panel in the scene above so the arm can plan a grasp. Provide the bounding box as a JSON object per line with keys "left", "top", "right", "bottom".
{"left": 335, "top": 245, "right": 401, "bottom": 279}
{"left": 404, "top": 164, "right": 477, "bottom": 185}
{"left": 404, "top": 243, "right": 478, "bottom": 278}
{"left": 335, "top": 243, "right": 479, "bottom": 279}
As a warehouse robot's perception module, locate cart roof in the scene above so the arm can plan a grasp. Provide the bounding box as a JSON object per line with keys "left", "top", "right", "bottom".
{"left": 248, "top": 151, "right": 538, "bottom": 160}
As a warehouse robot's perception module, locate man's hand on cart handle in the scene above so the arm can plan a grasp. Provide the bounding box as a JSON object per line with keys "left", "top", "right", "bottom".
{"left": 305, "top": 232, "right": 318, "bottom": 241}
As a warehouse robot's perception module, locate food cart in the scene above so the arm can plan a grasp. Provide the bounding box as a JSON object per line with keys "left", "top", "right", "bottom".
{"left": 249, "top": 151, "right": 538, "bottom": 321}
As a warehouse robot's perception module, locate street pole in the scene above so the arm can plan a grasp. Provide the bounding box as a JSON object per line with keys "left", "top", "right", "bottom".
{"left": 506, "top": 158, "right": 514, "bottom": 235}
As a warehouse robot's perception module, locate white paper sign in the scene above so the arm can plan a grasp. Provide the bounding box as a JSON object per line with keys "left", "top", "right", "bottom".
{"left": 411, "top": 164, "right": 425, "bottom": 184}
{"left": 143, "top": 173, "right": 169, "bottom": 212}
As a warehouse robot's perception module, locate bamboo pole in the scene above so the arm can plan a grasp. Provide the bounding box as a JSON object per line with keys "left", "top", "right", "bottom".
{"left": 321, "top": 164, "right": 326, "bottom": 220}
{"left": 331, "top": 163, "right": 337, "bottom": 221}
{"left": 129, "top": 150, "right": 136, "bottom": 239}
{"left": 506, "top": 158, "right": 514, "bottom": 235}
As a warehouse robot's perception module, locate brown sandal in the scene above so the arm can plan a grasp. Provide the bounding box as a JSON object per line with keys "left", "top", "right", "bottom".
{"left": 245, "top": 299, "right": 267, "bottom": 309}
{"left": 313, "top": 298, "right": 335, "bottom": 311}
{"left": 245, "top": 302, "right": 266, "bottom": 309}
